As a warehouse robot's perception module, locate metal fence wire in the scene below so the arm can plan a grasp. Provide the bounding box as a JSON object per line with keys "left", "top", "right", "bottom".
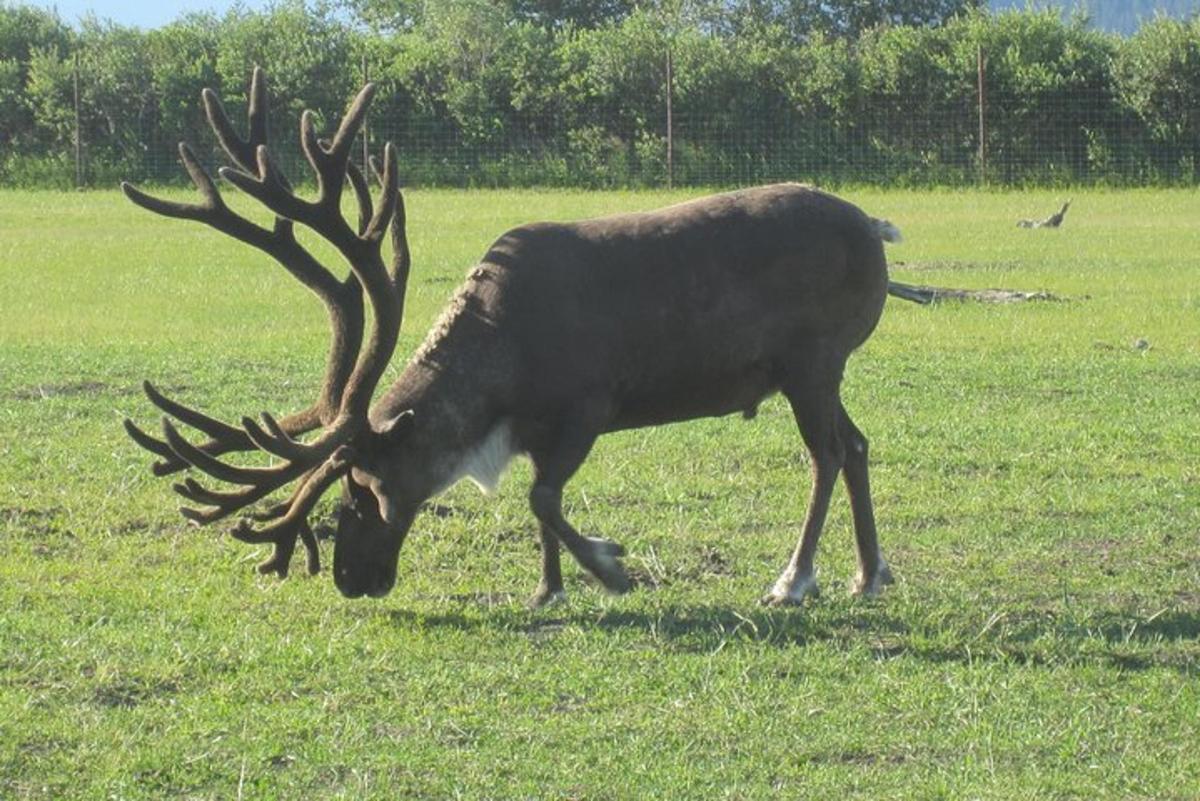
{"left": 41, "top": 52, "right": 1200, "bottom": 190}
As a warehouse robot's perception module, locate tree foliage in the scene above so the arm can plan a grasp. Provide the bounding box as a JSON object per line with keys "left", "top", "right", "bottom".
{"left": 2, "top": 0, "right": 1200, "bottom": 186}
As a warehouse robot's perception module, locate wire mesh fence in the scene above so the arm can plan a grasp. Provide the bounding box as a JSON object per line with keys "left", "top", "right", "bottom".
{"left": 27, "top": 58, "right": 1200, "bottom": 190}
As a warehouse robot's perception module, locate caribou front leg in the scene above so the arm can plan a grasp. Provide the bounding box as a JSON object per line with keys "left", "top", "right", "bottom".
{"left": 529, "top": 522, "right": 567, "bottom": 608}
{"left": 525, "top": 408, "right": 630, "bottom": 601}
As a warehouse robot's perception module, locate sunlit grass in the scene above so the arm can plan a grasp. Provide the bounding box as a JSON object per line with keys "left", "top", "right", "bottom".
{"left": 0, "top": 187, "right": 1197, "bottom": 799}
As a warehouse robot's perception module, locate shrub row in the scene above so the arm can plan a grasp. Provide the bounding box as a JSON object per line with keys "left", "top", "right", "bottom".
{"left": 3, "top": 2, "right": 1200, "bottom": 187}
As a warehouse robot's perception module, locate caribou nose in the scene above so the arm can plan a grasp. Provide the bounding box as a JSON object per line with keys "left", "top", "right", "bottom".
{"left": 366, "top": 571, "right": 396, "bottom": 598}
{"left": 334, "top": 567, "right": 367, "bottom": 599}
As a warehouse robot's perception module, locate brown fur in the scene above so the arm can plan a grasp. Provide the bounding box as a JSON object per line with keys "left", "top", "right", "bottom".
{"left": 335, "top": 183, "right": 895, "bottom": 605}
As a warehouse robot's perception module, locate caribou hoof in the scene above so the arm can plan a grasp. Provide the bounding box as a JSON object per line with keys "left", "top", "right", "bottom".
{"left": 761, "top": 572, "right": 820, "bottom": 607}
{"left": 581, "top": 537, "right": 630, "bottom": 594}
{"left": 528, "top": 585, "right": 568, "bottom": 609}
{"left": 851, "top": 560, "right": 895, "bottom": 597}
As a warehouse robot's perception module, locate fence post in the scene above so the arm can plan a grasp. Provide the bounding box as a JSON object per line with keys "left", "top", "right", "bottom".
{"left": 362, "top": 53, "right": 370, "bottom": 176}
{"left": 977, "top": 43, "right": 987, "bottom": 187}
{"left": 73, "top": 52, "right": 83, "bottom": 189}
{"left": 665, "top": 45, "right": 674, "bottom": 190}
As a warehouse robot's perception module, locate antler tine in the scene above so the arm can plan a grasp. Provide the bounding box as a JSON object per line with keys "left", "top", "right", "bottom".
{"left": 144, "top": 381, "right": 243, "bottom": 443}
{"left": 301, "top": 83, "right": 376, "bottom": 196}
{"left": 230, "top": 446, "right": 354, "bottom": 576}
{"left": 160, "top": 417, "right": 306, "bottom": 486}
{"left": 174, "top": 476, "right": 242, "bottom": 507}
{"left": 392, "top": 187, "right": 411, "bottom": 289}
{"left": 247, "top": 66, "right": 269, "bottom": 158}
{"left": 364, "top": 142, "right": 399, "bottom": 243}
{"left": 170, "top": 474, "right": 289, "bottom": 525}
{"left": 203, "top": 88, "right": 257, "bottom": 176}
{"left": 120, "top": 144, "right": 227, "bottom": 222}
{"left": 370, "top": 152, "right": 411, "bottom": 288}
{"left": 202, "top": 66, "right": 281, "bottom": 182}
{"left": 237, "top": 519, "right": 319, "bottom": 578}
{"left": 124, "top": 70, "right": 406, "bottom": 579}
{"left": 124, "top": 417, "right": 185, "bottom": 471}
{"left": 345, "top": 156, "right": 374, "bottom": 236}
{"left": 241, "top": 412, "right": 310, "bottom": 460}
{"left": 223, "top": 86, "right": 375, "bottom": 250}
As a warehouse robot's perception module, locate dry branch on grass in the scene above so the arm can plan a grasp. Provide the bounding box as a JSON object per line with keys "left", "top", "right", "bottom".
{"left": 888, "top": 281, "right": 1066, "bottom": 305}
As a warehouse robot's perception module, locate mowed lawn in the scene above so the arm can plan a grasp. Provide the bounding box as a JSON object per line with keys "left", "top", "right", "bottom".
{"left": 0, "top": 186, "right": 1197, "bottom": 799}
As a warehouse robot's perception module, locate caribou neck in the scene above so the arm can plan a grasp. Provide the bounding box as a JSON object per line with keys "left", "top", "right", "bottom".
{"left": 369, "top": 302, "right": 519, "bottom": 498}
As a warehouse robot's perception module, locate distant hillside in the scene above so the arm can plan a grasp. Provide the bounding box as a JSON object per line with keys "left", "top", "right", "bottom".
{"left": 989, "top": 0, "right": 1200, "bottom": 34}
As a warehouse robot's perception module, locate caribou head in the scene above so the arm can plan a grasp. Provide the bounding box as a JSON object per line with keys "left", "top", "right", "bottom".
{"left": 123, "top": 68, "right": 415, "bottom": 596}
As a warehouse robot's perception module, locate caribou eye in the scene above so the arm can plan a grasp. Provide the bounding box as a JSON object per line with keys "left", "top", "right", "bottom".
{"left": 379, "top": 409, "right": 416, "bottom": 447}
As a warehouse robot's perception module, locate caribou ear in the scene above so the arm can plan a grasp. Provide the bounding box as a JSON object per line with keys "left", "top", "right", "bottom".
{"left": 348, "top": 464, "right": 398, "bottom": 524}
{"left": 378, "top": 409, "right": 415, "bottom": 447}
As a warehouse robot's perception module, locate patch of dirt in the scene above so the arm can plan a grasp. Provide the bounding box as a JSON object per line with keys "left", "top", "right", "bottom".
{"left": 91, "top": 677, "right": 180, "bottom": 709}
{"left": 695, "top": 544, "right": 733, "bottom": 577}
{"left": 891, "top": 258, "right": 1020, "bottom": 273}
{"left": 811, "top": 750, "right": 911, "bottom": 767}
{"left": 550, "top": 693, "right": 587, "bottom": 714}
{"left": 9, "top": 380, "right": 119, "bottom": 400}
{"left": 1173, "top": 590, "right": 1200, "bottom": 607}
{"left": 111, "top": 518, "right": 179, "bottom": 538}
{"left": 423, "top": 502, "right": 459, "bottom": 519}
{"left": 626, "top": 543, "right": 735, "bottom": 590}
{"left": 624, "top": 563, "right": 662, "bottom": 590}
{"left": 889, "top": 281, "right": 1070, "bottom": 304}
{"left": 0, "top": 507, "right": 78, "bottom": 556}
{"left": 440, "top": 591, "right": 516, "bottom": 607}
{"left": 18, "top": 736, "right": 68, "bottom": 758}
{"left": 0, "top": 506, "right": 61, "bottom": 534}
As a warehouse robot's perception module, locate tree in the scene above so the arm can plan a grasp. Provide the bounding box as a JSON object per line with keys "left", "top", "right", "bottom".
{"left": 339, "top": 0, "right": 636, "bottom": 32}
{"left": 1115, "top": 16, "right": 1200, "bottom": 178}
{"left": 0, "top": 3, "right": 72, "bottom": 151}
{"left": 726, "top": 0, "right": 982, "bottom": 41}
{"left": 145, "top": 13, "right": 221, "bottom": 151}
{"left": 214, "top": 0, "right": 356, "bottom": 148}
{"left": 75, "top": 16, "right": 154, "bottom": 165}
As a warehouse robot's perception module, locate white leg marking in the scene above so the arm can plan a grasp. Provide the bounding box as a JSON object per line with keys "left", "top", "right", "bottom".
{"left": 529, "top": 587, "right": 568, "bottom": 609}
{"left": 764, "top": 568, "right": 820, "bottom": 606}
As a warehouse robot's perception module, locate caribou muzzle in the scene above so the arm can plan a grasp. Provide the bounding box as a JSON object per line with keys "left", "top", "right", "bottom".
{"left": 332, "top": 481, "right": 413, "bottom": 599}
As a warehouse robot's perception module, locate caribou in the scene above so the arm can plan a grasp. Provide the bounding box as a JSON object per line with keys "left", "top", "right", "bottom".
{"left": 124, "top": 70, "right": 899, "bottom": 607}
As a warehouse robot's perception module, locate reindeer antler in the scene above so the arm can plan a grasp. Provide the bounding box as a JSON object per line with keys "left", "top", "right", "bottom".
{"left": 123, "top": 69, "right": 409, "bottom": 578}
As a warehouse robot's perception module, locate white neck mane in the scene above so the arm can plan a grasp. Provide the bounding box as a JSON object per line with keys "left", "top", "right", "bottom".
{"left": 432, "top": 418, "right": 518, "bottom": 498}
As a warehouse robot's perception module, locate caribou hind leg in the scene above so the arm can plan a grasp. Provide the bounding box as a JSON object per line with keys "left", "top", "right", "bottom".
{"left": 762, "top": 362, "right": 847, "bottom": 607}
{"left": 839, "top": 404, "right": 893, "bottom": 596}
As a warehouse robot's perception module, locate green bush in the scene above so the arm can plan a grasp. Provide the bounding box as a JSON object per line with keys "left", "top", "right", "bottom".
{"left": 4, "top": 1, "right": 1200, "bottom": 188}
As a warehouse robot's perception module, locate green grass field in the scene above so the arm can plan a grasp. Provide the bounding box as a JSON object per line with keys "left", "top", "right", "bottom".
{"left": 1, "top": 186, "right": 1197, "bottom": 799}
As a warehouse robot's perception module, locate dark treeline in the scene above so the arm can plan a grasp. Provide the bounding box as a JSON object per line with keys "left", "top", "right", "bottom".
{"left": 2, "top": 0, "right": 1200, "bottom": 187}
